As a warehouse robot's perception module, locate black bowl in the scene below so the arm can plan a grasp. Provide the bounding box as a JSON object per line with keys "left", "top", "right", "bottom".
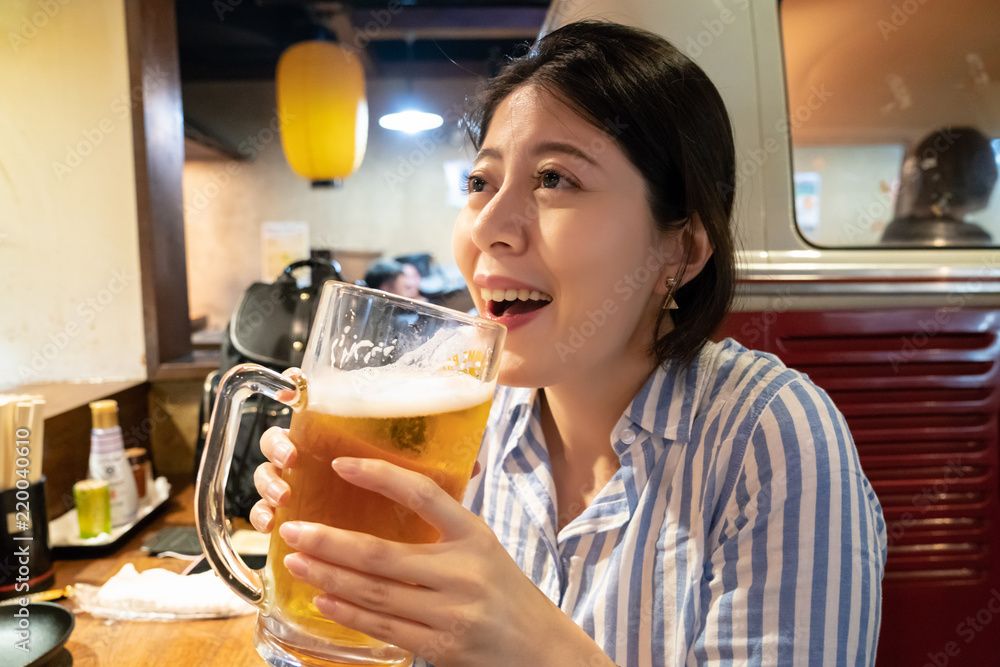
{"left": 0, "top": 602, "right": 75, "bottom": 667}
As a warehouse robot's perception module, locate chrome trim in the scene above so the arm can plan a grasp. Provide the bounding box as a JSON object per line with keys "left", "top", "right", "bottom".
{"left": 735, "top": 263, "right": 1000, "bottom": 295}
{"left": 884, "top": 568, "right": 980, "bottom": 581}
{"left": 733, "top": 251, "right": 1000, "bottom": 296}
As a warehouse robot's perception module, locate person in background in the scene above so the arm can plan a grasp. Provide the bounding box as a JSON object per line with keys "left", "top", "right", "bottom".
{"left": 363, "top": 260, "right": 424, "bottom": 300}
{"left": 252, "top": 20, "right": 886, "bottom": 666}
{"left": 399, "top": 262, "right": 427, "bottom": 301}
{"left": 881, "top": 126, "right": 998, "bottom": 246}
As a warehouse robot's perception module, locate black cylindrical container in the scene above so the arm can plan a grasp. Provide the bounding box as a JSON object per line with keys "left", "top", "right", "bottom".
{"left": 0, "top": 478, "right": 54, "bottom": 601}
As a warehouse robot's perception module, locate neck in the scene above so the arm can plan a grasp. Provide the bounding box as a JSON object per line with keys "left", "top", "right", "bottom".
{"left": 541, "top": 302, "right": 667, "bottom": 458}
{"left": 541, "top": 346, "right": 657, "bottom": 461}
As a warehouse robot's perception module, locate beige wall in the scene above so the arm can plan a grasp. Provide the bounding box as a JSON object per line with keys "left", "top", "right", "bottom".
{"left": 0, "top": 0, "right": 147, "bottom": 390}
{"left": 182, "top": 77, "right": 481, "bottom": 331}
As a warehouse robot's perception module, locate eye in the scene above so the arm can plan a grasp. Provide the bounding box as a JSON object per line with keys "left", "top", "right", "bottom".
{"left": 463, "top": 174, "right": 487, "bottom": 195}
{"left": 536, "top": 169, "right": 577, "bottom": 190}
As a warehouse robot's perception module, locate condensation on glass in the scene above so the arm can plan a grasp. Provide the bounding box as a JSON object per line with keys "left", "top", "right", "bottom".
{"left": 780, "top": 0, "right": 1000, "bottom": 248}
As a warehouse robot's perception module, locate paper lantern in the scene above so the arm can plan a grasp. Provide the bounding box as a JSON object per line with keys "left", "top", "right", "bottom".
{"left": 276, "top": 41, "right": 368, "bottom": 186}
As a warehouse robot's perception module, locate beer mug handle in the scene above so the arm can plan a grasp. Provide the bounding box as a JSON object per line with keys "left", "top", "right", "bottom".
{"left": 195, "top": 363, "right": 306, "bottom": 605}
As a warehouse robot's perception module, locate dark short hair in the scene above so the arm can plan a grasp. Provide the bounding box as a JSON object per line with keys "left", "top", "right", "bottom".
{"left": 364, "top": 260, "right": 404, "bottom": 291}
{"left": 466, "top": 20, "right": 737, "bottom": 368}
{"left": 909, "top": 126, "right": 998, "bottom": 211}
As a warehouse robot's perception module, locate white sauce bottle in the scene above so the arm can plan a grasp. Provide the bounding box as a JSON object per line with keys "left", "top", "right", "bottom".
{"left": 88, "top": 399, "right": 139, "bottom": 528}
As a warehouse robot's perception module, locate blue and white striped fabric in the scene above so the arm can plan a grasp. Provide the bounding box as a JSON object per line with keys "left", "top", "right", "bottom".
{"left": 421, "top": 338, "right": 887, "bottom": 666}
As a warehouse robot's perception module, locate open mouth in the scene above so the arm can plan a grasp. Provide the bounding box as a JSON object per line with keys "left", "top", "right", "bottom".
{"left": 480, "top": 288, "right": 552, "bottom": 318}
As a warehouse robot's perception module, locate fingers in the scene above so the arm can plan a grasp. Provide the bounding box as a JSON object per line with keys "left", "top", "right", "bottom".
{"left": 275, "top": 368, "right": 303, "bottom": 404}
{"left": 313, "top": 595, "right": 431, "bottom": 655}
{"left": 260, "top": 426, "right": 297, "bottom": 469}
{"left": 249, "top": 501, "right": 275, "bottom": 533}
{"left": 330, "top": 458, "right": 471, "bottom": 541}
{"left": 471, "top": 460, "right": 481, "bottom": 479}
{"left": 282, "top": 551, "right": 436, "bottom": 652}
{"left": 279, "top": 521, "right": 428, "bottom": 584}
{"left": 284, "top": 552, "right": 437, "bottom": 625}
{"left": 253, "top": 461, "right": 289, "bottom": 507}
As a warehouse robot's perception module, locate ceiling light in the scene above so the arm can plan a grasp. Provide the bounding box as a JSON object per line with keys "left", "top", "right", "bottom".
{"left": 378, "top": 109, "right": 443, "bottom": 134}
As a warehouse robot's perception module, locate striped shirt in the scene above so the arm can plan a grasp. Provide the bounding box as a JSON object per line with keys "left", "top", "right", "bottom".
{"left": 420, "top": 338, "right": 887, "bottom": 666}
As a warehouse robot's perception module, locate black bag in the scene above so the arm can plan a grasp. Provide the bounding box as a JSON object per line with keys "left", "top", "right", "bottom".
{"left": 195, "top": 259, "right": 344, "bottom": 520}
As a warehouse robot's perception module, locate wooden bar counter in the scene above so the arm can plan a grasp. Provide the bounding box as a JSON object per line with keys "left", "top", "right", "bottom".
{"left": 51, "top": 483, "right": 264, "bottom": 666}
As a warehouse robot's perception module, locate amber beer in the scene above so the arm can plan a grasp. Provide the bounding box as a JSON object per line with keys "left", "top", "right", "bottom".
{"left": 261, "top": 371, "right": 493, "bottom": 662}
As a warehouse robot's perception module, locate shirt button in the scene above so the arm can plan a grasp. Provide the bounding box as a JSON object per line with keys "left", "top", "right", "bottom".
{"left": 620, "top": 428, "right": 636, "bottom": 444}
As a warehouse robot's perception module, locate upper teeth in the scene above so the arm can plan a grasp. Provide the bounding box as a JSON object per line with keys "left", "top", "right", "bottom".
{"left": 481, "top": 288, "right": 552, "bottom": 302}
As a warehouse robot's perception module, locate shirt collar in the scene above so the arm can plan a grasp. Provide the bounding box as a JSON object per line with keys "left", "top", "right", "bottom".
{"left": 496, "top": 386, "right": 538, "bottom": 462}
{"left": 497, "top": 342, "right": 712, "bottom": 460}
{"left": 620, "top": 347, "right": 710, "bottom": 446}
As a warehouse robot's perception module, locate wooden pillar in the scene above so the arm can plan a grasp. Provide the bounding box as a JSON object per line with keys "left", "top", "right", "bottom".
{"left": 125, "top": 0, "right": 192, "bottom": 376}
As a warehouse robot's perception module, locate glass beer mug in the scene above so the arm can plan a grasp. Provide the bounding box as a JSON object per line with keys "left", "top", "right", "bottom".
{"left": 197, "top": 283, "right": 505, "bottom": 667}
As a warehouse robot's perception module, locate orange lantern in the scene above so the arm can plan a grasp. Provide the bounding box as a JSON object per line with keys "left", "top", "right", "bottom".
{"left": 276, "top": 41, "right": 368, "bottom": 186}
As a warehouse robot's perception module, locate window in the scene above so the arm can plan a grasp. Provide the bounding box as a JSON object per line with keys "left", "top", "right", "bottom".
{"left": 781, "top": 0, "right": 1000, "bottom": 248}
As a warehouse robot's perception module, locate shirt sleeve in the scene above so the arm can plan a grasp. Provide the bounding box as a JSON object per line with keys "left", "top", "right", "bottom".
{"left": 688, "top": 378, "right": 888, "bottom": 666}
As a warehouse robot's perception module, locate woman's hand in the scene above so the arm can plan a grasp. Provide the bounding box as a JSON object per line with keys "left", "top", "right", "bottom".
{"left": 249, "top": 426, "right": 480, "bottom": 534}
{"left": 249, "top": 426, "right": 297, "bottom": 534}
{"left": 278, "top": 457, "right": 611, "bottom": 667}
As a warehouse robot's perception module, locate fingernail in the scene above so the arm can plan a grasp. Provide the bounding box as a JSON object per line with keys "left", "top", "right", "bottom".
{"left": 258, "top": 509, "right": 273, "bottom": 529}
{"left": 332, "top": 458, "right": 360, "bottom": 475}
{"left": 280, "top": 521, "right": 302, "bottom": 545}
{"left": 314, "top": 595, "right": 338, "bottom": 614}
{"left": 284, "top": 553, "right": 307, "bottom": 577}
{"left": 274, "top": 441, "right": 294, "bottom": 464}
{"left": 267, "top": 481, "right": 287, "bottom": 503}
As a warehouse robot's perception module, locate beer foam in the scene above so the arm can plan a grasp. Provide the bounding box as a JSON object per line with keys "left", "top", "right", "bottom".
{"left": 306, "top": 368, "right": 495, "bottom": 418}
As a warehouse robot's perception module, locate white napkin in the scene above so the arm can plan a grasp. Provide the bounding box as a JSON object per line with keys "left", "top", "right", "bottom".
{"left": 73, "top": 563, "right": 256, "bottom": 621}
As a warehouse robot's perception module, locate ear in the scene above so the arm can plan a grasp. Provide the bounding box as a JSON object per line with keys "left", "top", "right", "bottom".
{"left": 652, "top": 212, "right": 714, "bottom": 296}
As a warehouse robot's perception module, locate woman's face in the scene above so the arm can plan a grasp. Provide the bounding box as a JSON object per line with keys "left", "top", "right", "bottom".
{"left": 453, "top": 85, "right": 681, "bottom": 388}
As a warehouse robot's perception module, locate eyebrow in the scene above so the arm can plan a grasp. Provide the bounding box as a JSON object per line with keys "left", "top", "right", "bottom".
{"left": 473, "top": 142, "right": 600, "bottom": 168}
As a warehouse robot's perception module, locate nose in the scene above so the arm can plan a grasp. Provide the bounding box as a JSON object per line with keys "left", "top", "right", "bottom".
{"left": 470, "top": 184, "right": 531, "bottom": 256}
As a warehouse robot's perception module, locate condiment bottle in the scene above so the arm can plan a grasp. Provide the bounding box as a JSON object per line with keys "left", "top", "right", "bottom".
{"left": 125, "top": 447, "right": 150, "bottom": 503}
{"left": 88, "top": 400, "right": 139, "bottom": 527}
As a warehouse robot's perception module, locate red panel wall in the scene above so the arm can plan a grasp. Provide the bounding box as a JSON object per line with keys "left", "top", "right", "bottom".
{"left": 719, "top": 309, "right": 1000, "bottom": 667}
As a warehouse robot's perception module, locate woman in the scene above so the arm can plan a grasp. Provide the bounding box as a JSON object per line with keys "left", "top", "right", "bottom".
{"left": 251, "top": 20, "right": 887, "bottom": 666}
